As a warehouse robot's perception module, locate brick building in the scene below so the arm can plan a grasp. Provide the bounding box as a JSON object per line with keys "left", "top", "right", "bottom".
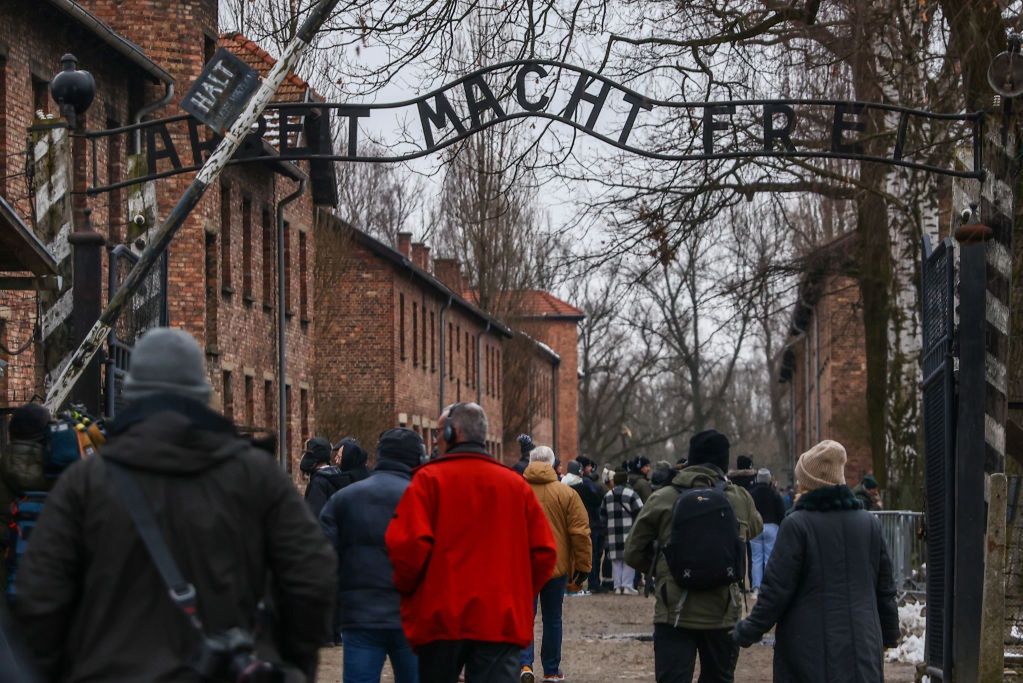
{"left": 0, "top": 0, "right": 172, "bottom": 413}
{"left": 510, "top": 291, "right": 585, "bottom": 461}
{"left": 314, "top": 216, "right": 512, "bottom": 460}
{"left": 779, "top": 232, "right": 873, "bottom": 486}
{"left": 0, "top": 0, "right": 334, "bottom": 476}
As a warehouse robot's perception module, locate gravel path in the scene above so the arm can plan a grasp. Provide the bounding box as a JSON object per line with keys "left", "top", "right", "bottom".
{"left": 318, "top": 592, "right": 918, "bottom": 681}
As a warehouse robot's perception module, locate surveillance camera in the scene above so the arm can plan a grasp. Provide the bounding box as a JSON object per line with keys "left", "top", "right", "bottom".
{"left": 132, "top": 214, "right": 146, "bottom": 228}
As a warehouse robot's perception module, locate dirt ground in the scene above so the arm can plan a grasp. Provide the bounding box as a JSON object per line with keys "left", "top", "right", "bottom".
{"left": 318, "top": 593, "right": 919, "bottom": 682}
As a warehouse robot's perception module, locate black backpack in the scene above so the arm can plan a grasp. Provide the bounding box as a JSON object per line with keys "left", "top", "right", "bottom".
{"left": 662, "top": 479, "right": 745, "bottom": 591}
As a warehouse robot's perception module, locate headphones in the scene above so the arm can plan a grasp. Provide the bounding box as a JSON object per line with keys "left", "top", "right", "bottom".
{"left": 442, "top": 402, "right": 467, "bottom": 446}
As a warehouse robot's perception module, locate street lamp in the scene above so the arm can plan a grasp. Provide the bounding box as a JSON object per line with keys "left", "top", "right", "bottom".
{"left": 49, "top": 54, "right": 95, "bottom": 127}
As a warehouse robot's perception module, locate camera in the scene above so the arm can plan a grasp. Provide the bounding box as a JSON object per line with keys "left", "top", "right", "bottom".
{"left": 195, "top": 628, "right": 284, "bottom": 683}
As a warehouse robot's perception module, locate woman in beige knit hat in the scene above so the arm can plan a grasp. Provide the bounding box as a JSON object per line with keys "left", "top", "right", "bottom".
{"left": 732, "top": 440, "right": 900, "bottom": 682}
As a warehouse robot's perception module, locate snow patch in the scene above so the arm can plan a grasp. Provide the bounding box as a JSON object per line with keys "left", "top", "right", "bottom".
{"left": 886, "top": 600, "right": 926, "bottom": 665}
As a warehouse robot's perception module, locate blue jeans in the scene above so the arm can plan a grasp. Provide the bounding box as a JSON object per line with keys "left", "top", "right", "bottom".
{"left": 520, "top": 575, "right": 568, "bottom": 675}
{"left": 342, "top": 628, "right": 419, "bottom": 683}
{"left": 750, "top": 523, "right": 779, "bottom": 590}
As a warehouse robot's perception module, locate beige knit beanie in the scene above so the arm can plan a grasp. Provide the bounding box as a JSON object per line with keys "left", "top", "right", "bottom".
{"left": 795, "top": 440, "right": 847, "bottom": 491}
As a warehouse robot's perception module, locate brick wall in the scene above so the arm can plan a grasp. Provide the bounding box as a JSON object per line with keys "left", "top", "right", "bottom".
{"left": 517, "top": 318, "right": 580, "bottom": 460}
{"left": 789, "top": 273, "right": 872, "bottom": 486}
{"left": 0, "top": 1, "right": 141, "bottom": 408}
{"left": 315, "top": 219, "right": 508, "bottom": 462}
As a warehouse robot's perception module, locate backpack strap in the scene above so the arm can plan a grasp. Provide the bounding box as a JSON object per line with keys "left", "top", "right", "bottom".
{"left": 105, "top": 460, "right": 204, "bottom": 634}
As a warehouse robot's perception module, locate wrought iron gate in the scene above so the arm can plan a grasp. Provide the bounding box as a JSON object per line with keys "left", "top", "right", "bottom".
{"left": 104, "top": 245, "right": 167, "bottom": 417}
{"left": 920, "top": 234, "right": 956, "bottom": 679}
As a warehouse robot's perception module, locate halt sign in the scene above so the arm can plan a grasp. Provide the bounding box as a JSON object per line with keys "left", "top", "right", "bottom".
{"left": 181, "top": 48, "right": 260, "bottom": 134}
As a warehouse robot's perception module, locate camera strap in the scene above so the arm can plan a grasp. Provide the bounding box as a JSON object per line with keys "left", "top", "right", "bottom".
{"left": 105, "top": 458, "right": 205, "bottom": 634}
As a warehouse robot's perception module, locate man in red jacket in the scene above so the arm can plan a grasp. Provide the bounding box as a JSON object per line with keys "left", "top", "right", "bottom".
{"left": 386, "top": 402, "right": 557, "bottom": 683}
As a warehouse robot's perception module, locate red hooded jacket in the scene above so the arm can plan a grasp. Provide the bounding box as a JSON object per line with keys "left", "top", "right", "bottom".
{"left": 385, "top": 450, "right": 557, "bottom": 649}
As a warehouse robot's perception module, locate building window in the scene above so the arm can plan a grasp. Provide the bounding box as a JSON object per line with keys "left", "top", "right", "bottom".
{"left": 220, "top": 183, "right": 232, "bottom": 292}
{"left": 283, "top": 221, "right": 292, "bottom": 315}
{"left": 412, "top": 302, "right": 419, "bottom": 367}
{"left": 485, "top": 345, "right": 491, "bottom": 395}
{"left": 261, "top": 207, "right": 274, "bottom": 308}
{"left": 421, "top": 303, "right": 427, "bottom": 370}
{"left": 106, "top": 118, "right": 123, "bottom": 243}
{"left": 300, "top": 388, "right": 309, "bottom": 440}
{"left": 399, "top": 294, "right": 406, "bottom": 361}
{"left": 240, "top": 194, "right": 252, "bottom": 298}
{"left": 496, "top": 348, "right": 501, "bottom": 398}
{"left": 222, "top": 371, "right": 233, "bottom": 421}
{"left": 456, "top": 325, "right": 461, "bottom": 353}
{"left": 464, "top": 332, "right": 469, "bottom": 383}
{"left": 299, "top": 231, "right": 308, "bottom": 322}
{"left": 31, "top": 76, "right": 49, "bottom": 115}
{"left": 285, "top": 385, "right": 293, "bottom": 472}
{"left": 263, "top": 379, "right": 274, "bottom": 430}
{"left": 430, "top": 311, "right": 436, "bottom": 372}
{"left": 244, "top": 375, "right": 254, "bottom": 427}
{"left": 448, "top": 323, "right": 454, "bottom": 379}
{"left": 204, "top": 232, "right": 218, "bottom": 350}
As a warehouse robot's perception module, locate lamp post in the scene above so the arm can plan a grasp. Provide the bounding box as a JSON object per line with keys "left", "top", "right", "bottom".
{"left": 51, "top": 53, "right": 103, "bottom": 415}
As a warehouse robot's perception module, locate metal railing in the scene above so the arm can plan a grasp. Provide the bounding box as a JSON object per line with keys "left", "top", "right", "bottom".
{"left": 871, "top": 510, "right": 926, "bottom": 597}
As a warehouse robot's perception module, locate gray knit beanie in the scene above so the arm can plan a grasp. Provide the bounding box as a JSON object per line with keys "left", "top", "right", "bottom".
{"left": 123, "top": 328, "right": 212, "bottom": 404}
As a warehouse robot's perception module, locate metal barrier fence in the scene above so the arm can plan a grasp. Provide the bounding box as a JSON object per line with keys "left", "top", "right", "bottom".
{"left": 872, "top": 511, "right": 926, "bottom": 596}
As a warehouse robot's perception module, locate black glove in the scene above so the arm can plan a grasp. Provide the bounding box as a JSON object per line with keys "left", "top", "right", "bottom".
{"left": 572, "top": 571, "right": 589, "bottom": 587}
{"left": 517, "top": 433, "right": 535, "bottom": 456}
{"left": 732, "top": 620, "right": 760, "bottom": 648}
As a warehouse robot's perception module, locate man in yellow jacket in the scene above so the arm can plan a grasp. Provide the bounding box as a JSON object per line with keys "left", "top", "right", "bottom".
{"left": 520, "top": 446, "right": 592, "bottom": 683}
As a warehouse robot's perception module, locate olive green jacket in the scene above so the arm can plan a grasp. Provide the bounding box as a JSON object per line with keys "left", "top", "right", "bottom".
{"left": 624, "top": 465, "right": 763, "bottom": 629}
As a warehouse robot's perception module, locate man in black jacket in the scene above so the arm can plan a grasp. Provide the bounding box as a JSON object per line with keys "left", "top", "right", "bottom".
{"left": 748, "top": 468, "right": 786, "bottom": 592}
{"left": 301, "top": 436, "right": 345, "bottom": 518}
{"left": 15, "top": 328, "right": 336, "bottom": 682}
{"left": 320, "top": 428, "right": 424, "bottom": 683}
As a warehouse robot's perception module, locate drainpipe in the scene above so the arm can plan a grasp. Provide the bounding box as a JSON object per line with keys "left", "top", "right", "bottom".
{"left": 803, "top": 332, "right": 811, "bottom": 452}
{"left": 476, "top": 321, "right": 491, "bottom": 404}
{"left": 814, "top": 311, "right": 822, "bottom": 442}
{"left": 133, "top": 82, "right": 174, "bottom": 153}
{"left": 276, "top": 179, "right": 305, "bottom": 470}
{"left": 438, "top": 295, "right": 453, "bottom": 414}
{"left": 551, "top": 359, "right": 559, "bottom": 456}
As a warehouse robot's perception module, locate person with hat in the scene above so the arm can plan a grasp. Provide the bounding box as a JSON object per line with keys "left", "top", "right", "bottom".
{"left": 624, "top": 429, "right": 762, "bottom": 683}
{"left": 301, "top": 436, "right": 346, "bottom": 519}
{"left": 562, "top": 458, "right": 604, "bottom": 596}
{"left": 599, "top": 468, "right": 644, "bottom": 596}
{"left": 627, "top": 456, "right": 654, "bottom": 502}
{"left": 727, "top": 455, "right": 757, "bottom": 492}
{"left": 0, "top": 403, "right": 52, "bottom": 589}
{"left": 335, "top": 437, "right": 371, "bottom": 489}
{"left": 734, "top": 440, "right": 899, "bottom": 682}
{"left": 14, "top": 328, "right": 336, "bottom": 682}
{"left": 320, "top": 428, "right": 425, "bottom": 683}
{"left": 853, "top": 473, "right": 883, "bottom": 511}
{"left": 748, "top": 468, "right": 786, "bottom": 593}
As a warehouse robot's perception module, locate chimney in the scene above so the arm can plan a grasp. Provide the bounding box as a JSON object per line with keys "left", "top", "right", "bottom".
{"left": 411, "top": 243, "right": 429, "bottom": 270}
{"left": 433, "top": 258, "right": 462, "bottom": 291}
{"left": 397, "top": 232, "right": 412, "bottom": 258}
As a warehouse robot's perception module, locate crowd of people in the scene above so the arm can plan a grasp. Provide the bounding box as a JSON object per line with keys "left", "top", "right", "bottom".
{"left": 0, "top": 327, "right": 900, "bottom": 683}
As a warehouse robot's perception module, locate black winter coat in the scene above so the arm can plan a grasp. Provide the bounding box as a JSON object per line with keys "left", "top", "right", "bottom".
{"left": 569, "top": 477, "right": 605, "bottom": 530}
{"left": 735, "top": 485, "right": 899, "bottom": 683}
{"left": 750, "top": 482, "right": 787, "bottom": 526}
{"left": 14, "top": 395, "right": 336, "bottom": 682}
{"left": 304, "top": 466, "right": 345, "bottom": 519}
{"left": 319, "top": 459, "right": 412, "bottom": 630}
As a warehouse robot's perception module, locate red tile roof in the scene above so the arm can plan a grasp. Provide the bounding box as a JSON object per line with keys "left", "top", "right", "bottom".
{"left": 219, "top": 32, "right": 314, "bottom": 102}
{"left": 464, "top": 288, "right": 585, "bottom": 320}
{"left": 516, "top": 290, "right": 585, "bottom": 319}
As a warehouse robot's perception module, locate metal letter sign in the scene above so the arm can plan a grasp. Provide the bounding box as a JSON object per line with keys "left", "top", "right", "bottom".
{"left": 84, "top": 60, "right": 985, "bottom": 195}
{"left": 181, "top": 48, "right": 260, "bottom": 134}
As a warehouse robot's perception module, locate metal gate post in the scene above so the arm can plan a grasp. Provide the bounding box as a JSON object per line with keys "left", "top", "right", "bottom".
{"left": 953, "top": 239, "right": 989, "bottom": 681}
